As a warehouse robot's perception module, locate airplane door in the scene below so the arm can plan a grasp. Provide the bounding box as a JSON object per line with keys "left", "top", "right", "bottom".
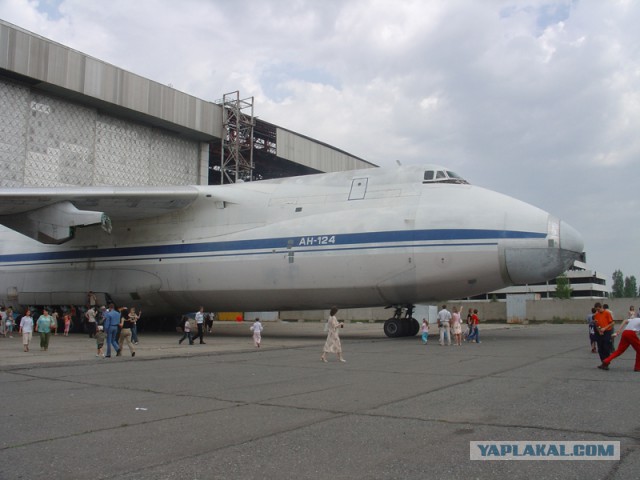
{"left": 349, "top": 178, "right": 368, "bottom": 200}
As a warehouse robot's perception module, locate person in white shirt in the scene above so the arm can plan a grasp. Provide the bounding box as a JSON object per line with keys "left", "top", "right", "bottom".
{"left": 19, "top": 310, "right": 34, "bottom": 352}
{"left": 85, "top": 306, "right": 97, "bottom": 338}
{"left": 437, "top": 305, "right": 452, "bottom": 346}
{"left": 178, "top": 316, "right": 193, "bottom": 345}
{"left": 192, "top": 306, "right": 206, "bottom": 344}
{"left": 250, "top": 318, "right": 263, "bottom": 348}
{"left": 598, "top": 315, "right": 640, "bottom": 372}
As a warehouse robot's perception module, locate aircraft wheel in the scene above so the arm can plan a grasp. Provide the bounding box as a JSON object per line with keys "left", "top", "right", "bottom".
{"left": 383, "top": 318, "right": 401, "bottom": 338}
{"left": 398, "top": 318, "right": 411, "bottom": 336}
{"left": 408, "top": 317, "right": 420, "bottom": 336}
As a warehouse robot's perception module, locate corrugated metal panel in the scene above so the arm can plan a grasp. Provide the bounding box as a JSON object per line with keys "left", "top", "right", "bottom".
{"left": 0, "top": 20, "right": 222, "bottom": 140}
{"left": 46, "top": 43, "right": 86, "bottom": 92}
{"left": 0, "top": 78, "right": 200, "bottom": 187}
{"left": 0, "top": 81, "right": 28, "bottom": 186}
{"left": 276, "top": 128, "right": 373, "bottom": 172}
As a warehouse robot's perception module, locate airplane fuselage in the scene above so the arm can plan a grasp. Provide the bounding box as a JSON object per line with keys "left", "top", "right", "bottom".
{"left": 0, "top": 166, "right": 583, "bottom": 322}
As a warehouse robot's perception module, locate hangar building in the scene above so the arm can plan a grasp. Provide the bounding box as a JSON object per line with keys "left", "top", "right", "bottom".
{"left": 0, "top": 19, "right": 374, "bottom": 191}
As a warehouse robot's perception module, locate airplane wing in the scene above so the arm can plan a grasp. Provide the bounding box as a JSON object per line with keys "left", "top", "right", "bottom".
{"left": 0, "top": 186, "right": 200, "bottom": 244}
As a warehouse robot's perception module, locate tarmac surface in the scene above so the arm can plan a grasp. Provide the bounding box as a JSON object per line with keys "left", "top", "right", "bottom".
{"left": 1, "top": 321, "right": 638, "bottom": 480}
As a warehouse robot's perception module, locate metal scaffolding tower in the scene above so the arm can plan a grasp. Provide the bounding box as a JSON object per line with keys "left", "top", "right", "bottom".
{"left": 220, "top": 91, "right": 255, "bottom": 184}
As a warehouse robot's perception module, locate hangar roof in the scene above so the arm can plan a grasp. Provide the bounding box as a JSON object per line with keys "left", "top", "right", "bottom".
{"left": 0, "top": 19, "right": 375, "bottom": 173}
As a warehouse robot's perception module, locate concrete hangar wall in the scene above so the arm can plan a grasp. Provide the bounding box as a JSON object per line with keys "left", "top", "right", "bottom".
{"left": 0, "top": 19, "right": 373, "bottom": 189}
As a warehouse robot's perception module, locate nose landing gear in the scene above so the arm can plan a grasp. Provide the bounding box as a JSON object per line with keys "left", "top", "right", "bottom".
{"left": 383, "top": 305, "right": 419, "bottom": 338}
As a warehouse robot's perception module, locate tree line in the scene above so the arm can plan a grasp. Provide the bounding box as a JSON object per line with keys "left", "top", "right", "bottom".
{"left": 611, "top": 270, "right": 638, "bottom": 298}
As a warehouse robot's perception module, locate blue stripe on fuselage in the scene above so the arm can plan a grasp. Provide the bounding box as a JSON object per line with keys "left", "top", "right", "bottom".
{"left": 0, "top": 229, "right": 545, "bottom": 264}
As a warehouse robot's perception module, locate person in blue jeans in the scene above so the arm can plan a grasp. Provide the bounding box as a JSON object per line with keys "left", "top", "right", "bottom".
{"left": 103, "top": 304, "right": 121, "bottom": 357}
{"left": 129, "top": 307, "right": 140, "bottom": 344}
{"left": 420, "top": 318, "right": 429, "bottom": 344}
{"left": 466, "top": 309, "right": 481, "bottom": 343}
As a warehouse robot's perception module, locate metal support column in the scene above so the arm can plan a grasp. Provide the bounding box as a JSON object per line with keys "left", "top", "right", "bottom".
{"left": 220, "top": 91, "right": 255, "bottom": 184}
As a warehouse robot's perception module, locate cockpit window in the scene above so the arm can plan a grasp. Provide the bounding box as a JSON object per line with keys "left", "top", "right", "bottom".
{"left": 423, "top": 169, "right": 469, "bottom": 185}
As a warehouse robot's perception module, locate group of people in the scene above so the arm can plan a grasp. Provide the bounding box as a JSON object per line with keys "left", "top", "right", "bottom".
{"left": 13, "top": 308, "right": 56, "bottom": 352}
{"left": 2, "top": 305, "right": 75, "bottom": 341}
{"left": 589, "top": 302, "right": 640, "bottom": 372}
{"left": 421, "top": 305, "right": 481, "bottom": 346}
{"left": 1, "top": 306, "right": 15, "bottom": 338}
{"left": 1, "top": 291, "right": 142, "bottom": 357}
{"left": 98, "top": 303, "right": 141, "bottom": 358}
{"left": 177, "top": 305, "right": 343, "bottom": 360}
{"left": 178, "top": 307, "right": 265, "bottom": 348}
{"left": 4, "top": 306, "right": 79, "bottom": 352}
{"left": 178, "top": 306, "right": 209, "bottom": 345}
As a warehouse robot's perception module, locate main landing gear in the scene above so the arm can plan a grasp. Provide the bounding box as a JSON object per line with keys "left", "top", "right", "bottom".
{"left": 383, "top": 305, "right": 420, "bottom": 338}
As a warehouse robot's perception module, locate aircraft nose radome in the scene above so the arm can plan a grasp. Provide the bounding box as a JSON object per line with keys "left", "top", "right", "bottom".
{"left": 503, "top": 219, "right": 584, "bottom": 286}
{"left": 560, "top": 220, "right": 584, "bottom": 254}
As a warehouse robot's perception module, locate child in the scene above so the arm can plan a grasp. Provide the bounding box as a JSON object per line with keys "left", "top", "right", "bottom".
{"left": 95, "top": 325, "right": 106, "bottom": 357}
{"left": 420, "top": 318, "right": 429, "bottom": 344}
{"left": 5, "top": 307, "right": 15, "bottom": 338}
{"left": 63, "top": 312, "right": 72, "bottom": 336}
{"left": 19, "top": 309, "right": 34, "bottom": 352}
{"left": 178, "top": 316, "right": 193, "bottom": 345}
{"left": 250, "top": 318, "right": 263, "bottom": 348}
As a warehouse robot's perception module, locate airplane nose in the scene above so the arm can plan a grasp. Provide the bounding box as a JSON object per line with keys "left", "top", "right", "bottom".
{"left": 559, "top": 220, "right": 584, "bottom": 255}
{"left": 503, "top": 218, "right": 584, "bottom": 285}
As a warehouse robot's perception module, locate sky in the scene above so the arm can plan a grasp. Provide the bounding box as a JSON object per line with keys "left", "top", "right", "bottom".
{"left": 1, "top": 0, "right": 639, "bottom": 285}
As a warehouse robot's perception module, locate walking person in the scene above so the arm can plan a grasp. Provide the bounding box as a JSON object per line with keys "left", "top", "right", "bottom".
{"left": 3, "top": 306, "right": 14, "bottom": 338}
{"left": 178, "top": 316, "right": 193, "bottom": 345}
{"left": 103, "top": 304, "right": 120, "bottom": 358}
{"left": 35, "top": 308, "right": 53, "bottom": 351}
{"left": 128, "top": 307, "right": 141, "bottom": 344}
{"left": 451, "top": 306, "right": 463, "bottom": 346}
{"left": 321, "top": 307, "right": 346, "bottom": 363}
{"left": 205, "top": 312, "right": 214, "bottom": 333}
{"left": 593, "top": 302, "right": 614, "bottom": 363}
{"left": 250, "top": 317, "right": 263, "bottom": 348}
{"left": 118, "top": 307, "right": 136, "bottom": 357}
{"left": 85, "top": 306, "right": 97, "bottom": 338}
{"left": 51, "top": 309, "right": 59, "bottom": 336}
{"left": 464, "top": 308, "right": 474, "bottom": 341}
{"left": 597, "top": 313, "right": 640, "bottom": 371}
{"left": 95, "top": 325, "right": 106, "bottom": 357}
{"left": 63, "top": 312, "right": 72, "bottom": 336}
{"left": 192, "top": 306, "right": 206, "bottom": 344}
{"left": 19, "top": 309, "right": 34, "bottom": 352}
{"left": 604, "top": 304, "right": 616, "bottom": 352}
{"left": 420, "top": 318, "right": 429, "bottom": 344}
{"left": 467, "top": 309, "right": 481, "bottom": 343}
{"left": 437, "top": 305, "right": 452, "bottom": 346}
{"left": 587, "top": 307, "right": 597, "bottom": 353}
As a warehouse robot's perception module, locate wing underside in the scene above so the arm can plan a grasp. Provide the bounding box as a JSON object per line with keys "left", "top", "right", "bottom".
{"left": 0, "top": 186, "right": 200, "bottom": 244}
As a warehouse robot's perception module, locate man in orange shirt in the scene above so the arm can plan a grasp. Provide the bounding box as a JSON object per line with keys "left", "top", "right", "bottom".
{"left": 593, "top": 302, "right": 615, "bottom": 366}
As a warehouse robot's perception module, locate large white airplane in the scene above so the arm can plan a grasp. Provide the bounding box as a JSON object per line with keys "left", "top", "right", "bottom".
{"left": 0, "top": 164, "right": 583, "bottom": 337}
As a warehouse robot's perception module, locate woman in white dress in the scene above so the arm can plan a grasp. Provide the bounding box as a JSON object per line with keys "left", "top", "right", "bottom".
{"left": 451, "top": 306, "right": 463, "bottom": 346}
{"left": 321, "top": 307, "right": 346, "bottom": 363}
